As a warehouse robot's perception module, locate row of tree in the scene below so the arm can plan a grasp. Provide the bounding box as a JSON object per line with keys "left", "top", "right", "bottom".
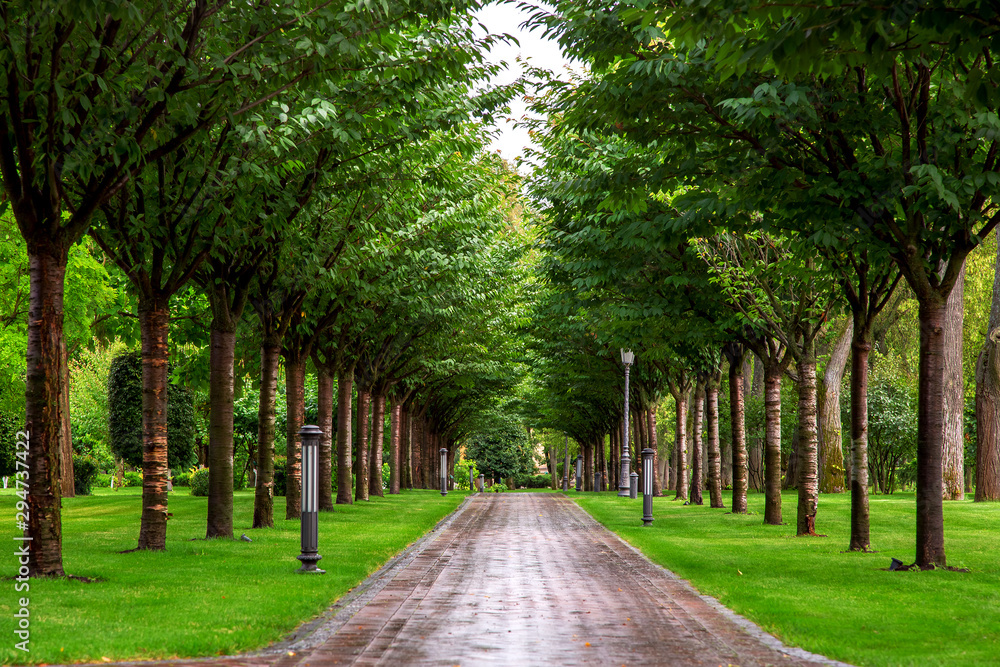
{"left": 518, "top": 0, "right": 1000, "bottom": 570}
{"left": 2, "top": 0, "right": 535, "bottom": 578}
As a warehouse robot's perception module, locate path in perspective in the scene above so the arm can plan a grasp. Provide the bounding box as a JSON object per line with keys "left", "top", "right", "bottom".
{"left": 114, "top": 493, "right": 848, "bottom": 667}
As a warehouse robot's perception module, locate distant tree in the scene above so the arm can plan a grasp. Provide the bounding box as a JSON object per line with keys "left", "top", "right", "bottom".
{"left": 465, "top": 414, "right": 533, "bottom": 483}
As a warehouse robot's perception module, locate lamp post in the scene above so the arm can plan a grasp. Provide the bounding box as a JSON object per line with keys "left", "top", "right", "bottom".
{"left": 618, "top": 349, "right": 635, "bottom": 497}
{"left": 642, "top": 448, "right": 654, "bottom": 525}
{"left": 439, "top": 448, "right": 448, "bottom": 496}
{"left": 575, "top": 454, "right": 582, "bottom": 492}
{"left": 296, "top": 425, "right": 325, "bottom": 574}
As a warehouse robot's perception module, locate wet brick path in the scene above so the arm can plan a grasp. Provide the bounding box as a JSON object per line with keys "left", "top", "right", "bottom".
{"left": 104, "top": 493, "right": 847, "bottom": 667}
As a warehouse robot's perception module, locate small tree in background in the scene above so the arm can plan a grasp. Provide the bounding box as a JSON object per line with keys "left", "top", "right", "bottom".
{"left": 465, "top": 413, "right": 533, "bottom": 484}
{"left": 107, "top": 352, "right": 196, "bottom": 472}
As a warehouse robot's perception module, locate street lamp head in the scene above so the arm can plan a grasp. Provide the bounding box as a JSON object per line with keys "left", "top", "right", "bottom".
{"left": 620, "top": 348, "right": 634, "bottom": 365}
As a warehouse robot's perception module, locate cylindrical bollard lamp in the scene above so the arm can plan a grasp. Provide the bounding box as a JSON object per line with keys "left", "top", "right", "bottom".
{"left": 297, "top": 425, "right": 325, "bottom": 574}
{"left": 642, "top": 448, "right": 654, "bottom": 525}
{"left": 440, "top": 448, "right": 448, "bottom": 496}
{"left": 478, "top": 474, "right": 485, "bottom": 492}
{"left": 629, "top": 471, "right": 638, "bottom": 499}
{"left": 575, "top": 454, "right": 583, "bottom": 491}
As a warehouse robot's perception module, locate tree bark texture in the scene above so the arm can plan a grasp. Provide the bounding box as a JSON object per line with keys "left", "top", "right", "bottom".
{"left": 819, "top": 319, "right": 851, "bottom": 494}
{"left": 916, "top": 297, "right": 948, "bottom": 567}
{"left": 584, "top": 441, "right": 593, "bottom": 491}
{"left": 253, "top": 343, "right": 280, "bottom": 528}
{"left": 942, "top": 263, "right": 965, "bottom": 500}
{"left": 796, "top": 339, "right": 820, "bottom": 536}
{"left": 764, "top": 365, "right": 783, "bottom": 526}
{"left": 674, "top": 392, "right": 689, "bottom": 501}
{"left": 729, "top": 353, "right": 749, "bottom": 514}
{"left": 355, "top": 389, "right": 371, "bottom": 501}
{"left": 284, "top": 355, "right": 305, "bottom": 519}
{"left": 849, "top": 322, "right": 873, "bottom": 551}
{"left": 24, "top": 243, "right": 68, "bottom": 575}
{"left": 649, "top": 410, "right": 662, "bottom": 496}
{"left": 137, "top": 294, "right": 170, "bottom": 551}
{"left": 403, "top": 405, "right": 413, "bottom": 489}
{"left": 369, "top": 392, "right": 386, "bottom": 497}
{"left": 206, "top": 327, "right": 236, "bottom": 539}
{"left": 976, "top": 240, "right": 1000, "bottom": 501}
{"left": 690, "top": 381, "right": 705, "bottom": 505}
{"left": 389, "top": 398, "right": 402, "bottom": 494}
{"left": 336, "top": 367, "right": 354, "bottom": 504}
{"left": 707, "top": 374, "right": 724, "bottom": 508}
{"left": 562, "top": 435, "right": 570, "bottom": 491}
{"left": 317, "top": 368, "right": 335, "bottom": 511}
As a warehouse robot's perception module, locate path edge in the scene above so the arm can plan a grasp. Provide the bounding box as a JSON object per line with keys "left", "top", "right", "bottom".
{"left": 565, "top": 496, "right": 855, "bottom": 667}
{"left": 253, "top": 493, "right": 477, "bottom": 657}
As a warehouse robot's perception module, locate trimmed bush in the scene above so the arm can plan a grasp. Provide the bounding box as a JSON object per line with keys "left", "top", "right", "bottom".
{"left": 95, "top": 473, "right": 112, "bottom": 488}
{"left": 122, "top": 470, "right": 142, "bottom": 487}
{"left": 489, "top": 482, "right": 508, "bottom": 493}
{"left": 107, "top": 351, "right": 197, "bottom": 471}
{"left": 73, "top": 454, "right": 100, "bottom": 495}
{"left": 273, "top": 455, "right": 287, "bottom": 497}
{"left": 190, "top": 467, "right": 210, "bottom": 496}
{"left": 173, "top": 472, "right": 191, "bottom": 487}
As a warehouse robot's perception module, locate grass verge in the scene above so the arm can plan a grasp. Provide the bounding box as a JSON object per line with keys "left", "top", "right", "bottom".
{"left": 572, "top": 489, "right": 1000, "bottom": 667}
{"left": 0, "top": 487, "right": 465, "bottom": 665}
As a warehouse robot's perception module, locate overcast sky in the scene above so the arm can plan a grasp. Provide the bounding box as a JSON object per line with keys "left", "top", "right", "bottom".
{"left": 473, "top": 2, "right": 579, "bottom": 166}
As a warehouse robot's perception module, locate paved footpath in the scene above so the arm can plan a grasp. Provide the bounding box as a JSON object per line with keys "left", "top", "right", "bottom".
{"left": 112, "top": 493, "right": 850, "bottom": 667}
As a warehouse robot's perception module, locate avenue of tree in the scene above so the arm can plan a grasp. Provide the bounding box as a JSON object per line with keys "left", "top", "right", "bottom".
{"left": 3, "top": 0, "right": 1000, "bottom": 581}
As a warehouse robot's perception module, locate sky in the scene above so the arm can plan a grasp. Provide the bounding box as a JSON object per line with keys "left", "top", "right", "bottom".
{"left": 473, "top": 2, "right": 579, "bottom": 166}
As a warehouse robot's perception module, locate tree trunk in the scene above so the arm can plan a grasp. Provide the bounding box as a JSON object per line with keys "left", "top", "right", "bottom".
{"left": 24, "top": 244, "right": 68, "bottom": 575}
{"left": 942, "top": 263, "right": 965, "bottom": 500}
{"left": 674, "top": 391, "right": 689, "bottom": 501}
{"left": 648, "top": 410, "right": 662, "bottom": 496}
{"left": 253, "top": 342, "right": 280, "bottom": 528}
{"left": 562, "top": 435, "right": 570, "bottom": 491}
{"left": 60, "top": 337, "right": 74, "bottom": 498}
{"left": 355, "top": 389, "right": 371, "bottom": 501}
{"left": 796, "top": 338, "right": 820, "bottom": 536}
{"left": 819, "top": 320, "right": 851, "bottom": 494}
{"left": 729, "top": 350, "right": 749, "bottom": 514}
{"left": 764, "top": 363, "right": 783, "bottom": 526}
{"left": 584, "top": 441, "right": 593, "bottom": 491}
{"left": 975, "top": 240, "right": 1000, "bottom": 501}
{"left": 403, "top": 405, "right": 413, "bottom": 489}
{"left": 707, "top": 373, "right": 724, "bottom": 508}
{"left": 389, "top": 398, "right": 402, "bottom": 494}
{"left": 206, "top": 326, "right": 236, "bottom": 539}
{"left": 336, "top": 365, "right": 354, "bottom": 504}
{"left": 369, "top": 392, "right": 386, "bottom": 497}
{"left": 317, "top": 367, "right": 335, "bottom": 511}
{"left": 690, "top": 381, "right": 705, "bottom": 505}
{"left": 916, "top": 296, "right": 948, "bottom": 568}
{"left": 849, "top": 319, "right": 873, "bottom": 551}
{"left": 136, "top": 293, "right": 170, "bottom": 551}
{"left": 284, "top": 353, "right": 305, "bottom": 519}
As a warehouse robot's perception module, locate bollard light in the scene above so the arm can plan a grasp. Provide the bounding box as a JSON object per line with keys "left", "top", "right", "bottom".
{"left": 629, "top": 471, "right": 638, "bottom": 499}
{"left": 478, "top": 474, "right": 485, "bottom": 493}
{"left": 575, "top": 454, "right": 583, "bottom": 492}
{"left": 595, "top": 471, "right": 603, "bottom": 492}
{"left": 619, "top": 348, "right": 635, "bottom": 497}
{"left": 641, "top": 448, "right": 654, "bottom": 525}
{"left": 440, "top": 448, "right": 448, "bottom": 496}
{"left": 296, "top": 425, "right": 325, "bottom": 574}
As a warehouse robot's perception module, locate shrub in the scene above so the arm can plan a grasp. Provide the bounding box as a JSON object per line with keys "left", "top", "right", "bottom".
{"left": 173, "top": 472, "right": 191, "bottom": 487}
{"left": 73, "top": 454, "right": 99, "bottom": 495}
{"left": 0, "top": 411, "right": 19, "bottom": 478}
{"left": 526, "top": 474, "right": 551, "bottom": 489}
{"left": 122, "top": 470, "right": 142, "bottom": 487}
{"left": 489, "top": 482, "right": 508, "bottom": 493}
{"left": 465, "top": 413, "right": 533, "bottom": 482}
{"left": 108, "top": 351, "right": 197, "bottom": 471}
{"left": 190, "top": 467, "right": 210, "bottom": 496}
{"left": 95, "top": 473, "right": 112, "bottom": 488}
{"left": 273, "top": 455, "right": 287, "bottom": 497}
{"left": 233, "top": 468, "right": 246, "bottom": 492}
{"left": 454, "top": 459, "right": 479, "bottom": 491}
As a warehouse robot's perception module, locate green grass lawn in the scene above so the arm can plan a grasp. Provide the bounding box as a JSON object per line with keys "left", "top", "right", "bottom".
{"left": 0, "top": 486, "right": 465, "bottom": 665}
{"left": 572, "top": 489, "right": 1000, "bottom": 667}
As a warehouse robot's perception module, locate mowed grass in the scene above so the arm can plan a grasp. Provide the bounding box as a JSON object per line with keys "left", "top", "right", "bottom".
{"left": 572, "top": 490, "right": 1000, "bottom": 667}
{"left": 0, "top": 486, "right": 465, "bottom": 665}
